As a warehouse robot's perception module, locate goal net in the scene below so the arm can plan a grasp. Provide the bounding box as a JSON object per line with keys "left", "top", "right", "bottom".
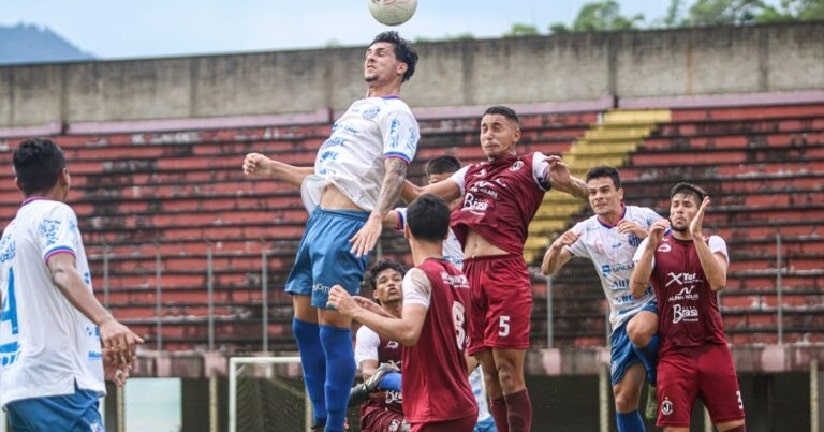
{"left": 229, "top": 356, "right": 310, "bottom": 432}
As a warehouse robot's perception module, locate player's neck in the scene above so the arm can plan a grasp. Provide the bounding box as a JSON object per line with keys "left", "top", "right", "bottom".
{"left": 409, "top": 239, "right": 444, "bottom": 266}
{"left": 382, "top": 301, "right": 402, "bottom": 318}
{"left": 671, "top": 229, "right": 693, "bottom": 241}
{"left": 597, "top": 207, "right": 624, "bottom": 226}
{"left": 366, "top": 83, "right": 402, "bottom": 98}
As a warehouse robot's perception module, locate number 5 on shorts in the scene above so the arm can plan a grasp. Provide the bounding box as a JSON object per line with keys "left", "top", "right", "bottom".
{"left": 498, "top": 315, "right": 510, "bottom": 337}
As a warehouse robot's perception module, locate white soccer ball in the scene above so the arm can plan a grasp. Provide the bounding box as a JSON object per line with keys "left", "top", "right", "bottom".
{"left": 368, "top": 0, "right": 417, "bottom": 27}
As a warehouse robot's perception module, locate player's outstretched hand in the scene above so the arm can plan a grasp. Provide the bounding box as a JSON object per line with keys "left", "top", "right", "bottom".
{"left": 327, "top": 285, "right": 358, "bottom": 316}
{"left": 544, "top": 155, "right": 572, "bottom": 185}
{"left": 647, "top": 219, "right": 670, "bottom": 248}
{"left": 242, "top": 152, "right": 272, "bottom": 177}
{"left": 103, "top": 352, "right": 131, "bottom": 387}
{"left": 350, "top": 217, "right": 382, "bottom": 258}
{"left": 690, "top": 196, "right": 710, "bottom": 239}
{"left": 553, "top": 229, "right": 580, "bottom": 249}
{"left": 99, "top": 316, "right": 144, "bottom": 369}
{"left": 617, "top": 220, "right": 648, "bottom": 239}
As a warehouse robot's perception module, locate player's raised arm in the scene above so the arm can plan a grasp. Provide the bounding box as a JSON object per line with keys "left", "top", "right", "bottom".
{"left": 328, "top": 285, "right": 427, "bottom": 346}
{"left": 541, "top": 229, "right": 579, "bottom": 275}
{"left": 242, "top": 152, "right": 313, "bottom": 186}
{"left": 690, "top": 196, "right": 728, "bottom": 291}
{"left": 630, "top": 220, "right": 668, "bottom": 298}
{"left": 544, "top": 155, "right": 588, "bottom": 199}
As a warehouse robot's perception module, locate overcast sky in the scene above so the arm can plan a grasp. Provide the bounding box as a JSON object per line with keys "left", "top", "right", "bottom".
{"left": 2, "top": 1, "right": 672, "bottom": 60}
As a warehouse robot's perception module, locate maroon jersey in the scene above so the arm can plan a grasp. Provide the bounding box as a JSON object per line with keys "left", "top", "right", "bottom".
{"left": 450, "top": 153, "right": 550, "bottom": 255}
{"left": 355, "top": 327, "right": 404, "bottom": 414}
{"left": 401, "top": 258, "right": 477, "bottom": 424}
{"left": 647, "top": 233, "right": 730, "bottom": 356}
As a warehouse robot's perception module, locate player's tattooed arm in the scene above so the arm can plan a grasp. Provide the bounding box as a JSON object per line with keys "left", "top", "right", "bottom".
{"left": 350, "top": 157, "right": 408, "bottom": 257}
{"left": 374, "top": 157, "right": 409, "bottom": 217}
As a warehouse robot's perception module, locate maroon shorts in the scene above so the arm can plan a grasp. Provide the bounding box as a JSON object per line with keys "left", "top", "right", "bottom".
{"left": 656, "top": 344, "right": 746, "bottom": 428}
{"left": 360, "top": 404, "right": 405, "bottom": 432}
{"left": 464, "top": 254, "right": 532, "bottom": 356}
{"left": 409, "top": 414, "right": 476, "bottom": 432}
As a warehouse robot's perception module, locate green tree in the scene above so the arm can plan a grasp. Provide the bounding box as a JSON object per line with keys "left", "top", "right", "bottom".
{"left": 780, "top": 0, "right": 824, "bottom": 20}
{"left": 504, "top": 22, "right": 541, "bottom": 37}
{"left": 571, "top": 1, "right": 645, "bottom": 31}
{"left": 684, "top": 0, "right": 777, "bottom": 26}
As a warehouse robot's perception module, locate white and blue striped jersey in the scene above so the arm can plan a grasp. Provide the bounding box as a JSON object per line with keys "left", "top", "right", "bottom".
{"left": 566, "top": 206, "right": 663, "bottom": 331}
{"left": 0, "top": 198, "right": 105, "bottom": 407}
{"left": 301, "top": 96, "right": 419, "bottom": 213}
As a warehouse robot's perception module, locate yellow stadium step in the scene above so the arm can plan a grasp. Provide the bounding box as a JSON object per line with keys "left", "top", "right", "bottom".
{"left": 523, "top": 108, "right": 672, "bottom": 264}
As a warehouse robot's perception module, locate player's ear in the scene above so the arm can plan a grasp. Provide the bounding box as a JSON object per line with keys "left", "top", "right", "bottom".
{"left": 14, "top": 177, "right": 22, "bottom": 193}
{"left": 403, "top": 224, "right": 410, "bottom": 240}
{"left": 396, "top": 62, "right": 408, "bottom": 78}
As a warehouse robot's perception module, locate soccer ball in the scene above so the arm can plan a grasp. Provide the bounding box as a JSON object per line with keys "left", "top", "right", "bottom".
{"left": 368, "top": 0, "right": 417, "bottom": 27}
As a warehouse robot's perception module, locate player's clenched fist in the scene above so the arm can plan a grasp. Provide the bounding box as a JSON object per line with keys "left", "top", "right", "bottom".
{"left": 242, "top": 152, "right": 272, "bottom": 177}
{"left": 552, "top": 229, "right": 580, "bottom": 249}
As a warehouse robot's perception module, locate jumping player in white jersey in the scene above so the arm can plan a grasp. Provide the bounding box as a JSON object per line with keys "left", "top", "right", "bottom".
{"left": 243, "top": 31, "right": 419, "bottom": 432}
{"left": 0, "top": 138, "right": 144, "bottom": 432}
{"left": 541, "top": 165, "right": 662, "bottom": 432}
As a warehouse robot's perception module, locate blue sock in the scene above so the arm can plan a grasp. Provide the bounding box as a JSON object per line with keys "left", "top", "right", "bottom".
{"left": 293, "top": 318, "right": 327, "bottom": 427}
{"left": 632, "top": 334, "right": 659, "bottom": 386}
{"left": 616, "top": 410, "right": 646, "bottom": 432}
{"left": 379, "top": 372, "right": 402, "bottom": 392}
{"left": 320, "top": 325, "right": 356, "bottom": 432}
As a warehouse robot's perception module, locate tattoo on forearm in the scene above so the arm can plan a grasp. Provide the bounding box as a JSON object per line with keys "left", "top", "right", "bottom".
{"left": 374, "top": 158, "right": 408, "bottom": 216}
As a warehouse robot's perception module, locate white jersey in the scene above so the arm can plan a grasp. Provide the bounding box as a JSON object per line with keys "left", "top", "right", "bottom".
{"left": 566, "top": 205, "right": 663, "bottom": 330}
{"left": 396, "top": 207, "right": 463, "bottom": 270}
{"left": 0, "top": 198, "right": 105, "bottom": 407}
{"left": 469, "top": 366, "right": 493, "bottom": 423}
{"left": 301, "top": 96, "right": 419, "bottom": 213}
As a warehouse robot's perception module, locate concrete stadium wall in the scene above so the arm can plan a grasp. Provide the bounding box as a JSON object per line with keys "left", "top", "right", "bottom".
{"left": 1, "top": 22, "right": 823, "bottom": 128}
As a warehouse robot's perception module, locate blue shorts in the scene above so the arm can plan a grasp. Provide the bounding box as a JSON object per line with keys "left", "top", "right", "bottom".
{"left": 6, "top": 387, "right": 104, "bottom": 432}
{"left": 609, "top": 302, "right": 658, "bottom": 386}
{"left": 285, "top": 207, "right": 370, "bottom": 309}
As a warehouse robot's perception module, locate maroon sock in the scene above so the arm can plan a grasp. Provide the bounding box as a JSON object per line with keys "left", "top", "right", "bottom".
{"left": 490, "top": 396, "right": 510, "bottom": 432}
{"left": 504, "top": 389, "right": 532, "bottom": 432}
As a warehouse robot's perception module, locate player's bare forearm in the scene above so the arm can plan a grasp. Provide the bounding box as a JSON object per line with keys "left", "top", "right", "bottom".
{"left": 48, "top": 255, "right": 112, "bottom": 325}
{"left": 630, "top": 249, "right": 655, "bottom": 298}
{"left": 270, "top": 161, "right": 313, "bottom": 186}
{"left": 401, "top": 179, "right": 423, "bottom": 203}
{"left": 541, "top": 243, "right": 566, "bottom": 275}
{"left": 694, "top": 239, "right": 727, "bottom": 291}
{"left": 372, "top": 158, "right": 408, "bottom": 218}
{"left": 549, "top": 175, "right": 587, "bottom": 199}
{"left": 352, "top": 307, "right": 421, "bottom": 346}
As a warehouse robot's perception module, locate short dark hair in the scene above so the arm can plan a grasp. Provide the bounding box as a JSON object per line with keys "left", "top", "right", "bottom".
{"left": 483, "top": 105, "right": 519, "bottom": 124}
{"left": 365, "top": 260, "right": 406, "bottom": 291}
{"left": 407, "top": 194, "right": 450, "bottom": 242}
{"left": 670, "top": 182, "right": 707, "bottom": 205}
{"left": 371, "top": 31, "right": 418, "bottom": 82}
{"left": 425, "top": 156, "right": 461, "bottom": 178}
{"left": 585, "top": 165, "right": 621, "bottom": 189}
{"left": 13, "top": 138, "right": 66, "bottom": 196}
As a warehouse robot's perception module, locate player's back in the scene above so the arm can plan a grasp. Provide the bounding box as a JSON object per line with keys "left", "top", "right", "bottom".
{"left": 0, "top": 198, "right": 104, "bottom": 406}
{"left": 568, "top": 205, "right": 661, "bottom": 330}
{"left": 401, "top": 258, "right": 476, "bottom": 424}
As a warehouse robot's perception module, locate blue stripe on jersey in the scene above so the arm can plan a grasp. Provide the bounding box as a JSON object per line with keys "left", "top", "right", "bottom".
{"left": 43, "top": 246, "right": 76, "bottom": 261}
{"left": 384, "top": 152, "right": 412, "bottom": 163}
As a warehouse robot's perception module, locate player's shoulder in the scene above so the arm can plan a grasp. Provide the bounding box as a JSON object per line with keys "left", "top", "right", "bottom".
{"left": 25, "top": 199, "right": 75, "bottom": 219}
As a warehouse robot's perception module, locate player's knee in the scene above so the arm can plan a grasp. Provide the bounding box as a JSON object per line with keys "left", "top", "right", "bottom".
{"left": 612, "top": 384, "right": 641, "bottom": 412}
{"left": 627, "top": 314, "right": 656, "bottom": 346}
